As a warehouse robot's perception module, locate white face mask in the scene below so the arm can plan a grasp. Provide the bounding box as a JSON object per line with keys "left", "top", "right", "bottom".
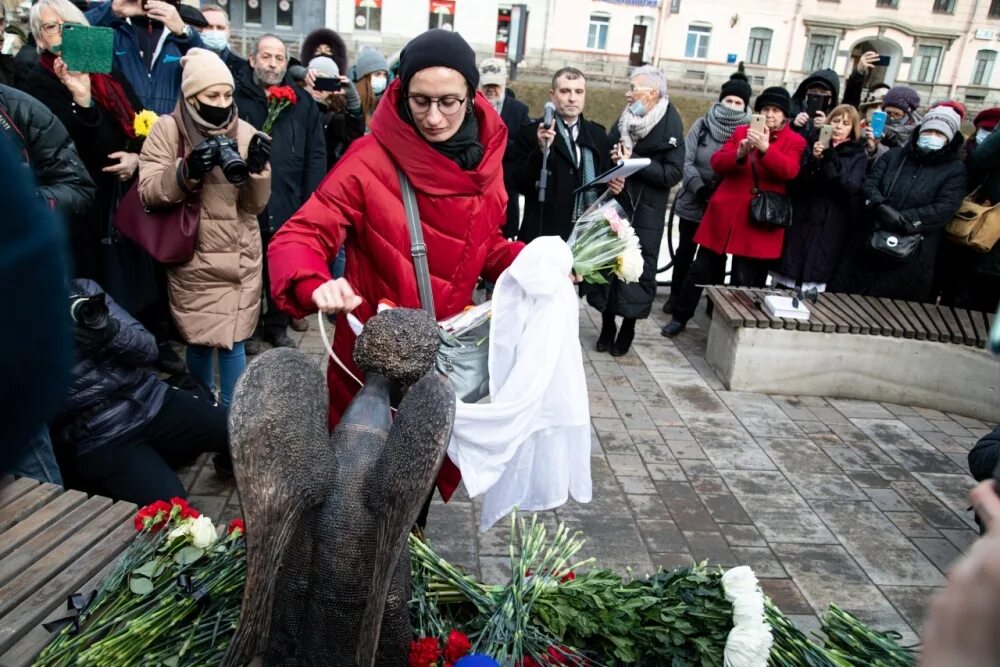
{"left": 977, "top": 127, "right": 992, "bottom": 144}
{"left": 370, "top": 75, "right": 387, "bottom": 95}
{"left": 201, "top": 30, "right": 229, "bottom": 53}
{"left": 917, "top": 133, "right": 947, "bottom": 152}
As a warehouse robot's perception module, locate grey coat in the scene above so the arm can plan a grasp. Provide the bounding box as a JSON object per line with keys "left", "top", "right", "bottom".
{"left": 673, "top": 115, "right": 727, "bottom": 222}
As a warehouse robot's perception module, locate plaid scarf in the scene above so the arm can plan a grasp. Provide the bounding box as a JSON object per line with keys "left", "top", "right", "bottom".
{"left": 556, "top": 116, "right": 597, "bottom": 218}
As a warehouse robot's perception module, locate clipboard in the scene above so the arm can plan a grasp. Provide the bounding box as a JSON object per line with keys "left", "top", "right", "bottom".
{"left": 573, "top": 158, "right": 651, "bottom": 194}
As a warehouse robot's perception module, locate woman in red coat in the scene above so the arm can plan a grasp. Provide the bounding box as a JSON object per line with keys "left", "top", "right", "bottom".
{"left": 663, "top": 86, "right": 806, "bottom": 336}
{"left": 267, "top": 30, "right": 522, "bottom": 506}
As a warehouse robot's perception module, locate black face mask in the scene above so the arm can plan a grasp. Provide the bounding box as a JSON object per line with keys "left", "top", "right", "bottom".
{"left": 198, "top": 102, "right": 233, "bottom": 127}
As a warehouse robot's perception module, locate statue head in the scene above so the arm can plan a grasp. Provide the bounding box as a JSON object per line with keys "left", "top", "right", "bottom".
{"left": 353, "top": 308, "right": 439, "bottom": 386}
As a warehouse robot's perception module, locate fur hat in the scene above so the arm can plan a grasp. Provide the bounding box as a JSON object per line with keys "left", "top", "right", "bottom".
{"left": 882, "top": 86, "right": 921, "bottom": 114}
{"left": 754, "top": 86, "right": 791, "bottom": 117}
{"left": 180, "top": 47, "right": 234, "bottom": 99}
{"left": 719, "top": 68, "right": 752, "bottom": 107}
{"left": 920, "top": 106, "right": 960, "bottom": 141}
{"left": 300, "top": 28, "right": 347, "bottom": 75}
{"left": 354, "top": 46, "right": 390, "bottom": 81}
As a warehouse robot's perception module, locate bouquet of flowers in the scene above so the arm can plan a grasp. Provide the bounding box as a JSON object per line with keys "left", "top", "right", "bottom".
{"left": 567, "top": 194, "right": 644, "bottom": 285}
{"left": 262, "top": 85, "right": 297, "bottom": 134}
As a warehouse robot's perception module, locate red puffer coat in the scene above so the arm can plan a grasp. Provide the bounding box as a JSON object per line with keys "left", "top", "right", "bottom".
{"left": 268, "top": 79, "right": 523, "bottom": 500}
{"left": 694, "top": 123, "right": 806, "bottom": 259}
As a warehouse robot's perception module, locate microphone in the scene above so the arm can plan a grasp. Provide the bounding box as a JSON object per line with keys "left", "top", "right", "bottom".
{"left": 538, "top": 103, "right": 556, "bottom": 204}
{"left": 542, "top": 101, "right": 556, "bottom": 130}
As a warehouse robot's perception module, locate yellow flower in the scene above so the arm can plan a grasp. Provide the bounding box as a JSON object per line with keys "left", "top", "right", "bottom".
{"left": 133, "top": 109, "right": 159, "bottom": 138}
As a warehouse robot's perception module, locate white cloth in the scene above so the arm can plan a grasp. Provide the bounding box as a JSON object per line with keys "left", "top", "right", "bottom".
{"left": 448, "top": 237, "right": 592, "bottom": 531}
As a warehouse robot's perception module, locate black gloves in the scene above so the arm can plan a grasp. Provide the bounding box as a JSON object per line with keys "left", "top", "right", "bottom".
{"left": 74, "top": 318, "right": 119, "bottom": 353}
{"left": 185, "top": 140, "right": 219, "bottom": 181}
{"left": 247, "top": 133, "right": 272, "bottom": 175}
{"left": 876, "top": 203, "right": 908, "bottom": 231}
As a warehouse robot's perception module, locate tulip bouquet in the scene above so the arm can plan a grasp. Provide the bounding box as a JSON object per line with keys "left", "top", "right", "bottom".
{"left": 567, "top": 195, "right": 644, "bottom": 285}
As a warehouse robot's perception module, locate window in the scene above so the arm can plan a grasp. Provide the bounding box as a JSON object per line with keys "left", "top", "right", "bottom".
{"left": 805, "top": 34, "right": 836, "bottom": 71}
{"left": 746, "top": 27, "right": 772, "bottom": 65}
{"left": 912, "top": 44, "right": 943, "bottom": 82}
{"left": 244, "top": 0, "right": 261, "bottom": 25}
{"left": 685, "top": 24, "right": 711, "bottom": 59}
{"left": 933, "top": 0, "right": 955, "bottom": 12}
{"left": 670, "top": 0, "right": 681, "bottom": 11}
{"left": 991, "top": 0, "right": 1000, "bottom": 17}
{"left": 876, "top": 0, "right": 898, "bottom": 7}
{"left": 276, "top": 0, "right": 293, "bottom": 27}
{"left": 972, "top": 49, "right": 997, "bottom": 85}
{"left": 354, "top": 0, "right": 381, "bottom": 31}
{"left": 587, "top": 14, "right": 609, "bottom": 50}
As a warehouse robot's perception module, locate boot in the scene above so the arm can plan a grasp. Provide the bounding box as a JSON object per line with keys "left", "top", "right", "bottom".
{"left": 661, "top": 319, "right": 686, "bottom": 337}
{"left": 596, "top": 312, "right": 617, "bottom": 353}
{"left": 662, "top": 297, "right": 674, "bottom": 314}
{"left": 611, "top": 318, "right": 635, "bottom": 356}
{"left": 244, "top": 336, "right": 262, "bottom": 356}
{"left": 264, "top": 328, "right": 296, "bottom": 349}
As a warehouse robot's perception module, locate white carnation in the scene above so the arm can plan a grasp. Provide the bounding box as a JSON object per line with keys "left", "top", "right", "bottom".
{"left": 616, "top": 246, "right": 644, "bottom": 283}
{"left": 167, "top": 520, "right": 191, "bottom": 543}
{"left": 723, "top": 620, "right": 773, "bottom": 667}
{"left": 189, "top": 515, "right": 218, "bottom": 549}
{"left": 722, "top": 566, "right": 760, "bottom": 603}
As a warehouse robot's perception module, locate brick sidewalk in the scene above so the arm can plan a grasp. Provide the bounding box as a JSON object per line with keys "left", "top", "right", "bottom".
{"left": 180, "top": 297, "right": 989, "bottom": 643}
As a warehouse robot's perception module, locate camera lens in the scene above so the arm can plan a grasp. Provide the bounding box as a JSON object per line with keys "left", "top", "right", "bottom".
{"left": 215, "top": 139, "right": 248, "bottom": 185}
{"left": 69, "top": 294, "right": 109, "bottom": 330}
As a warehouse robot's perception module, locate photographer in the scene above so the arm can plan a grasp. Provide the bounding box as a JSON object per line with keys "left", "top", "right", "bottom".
{"left": 139, "top": 48, "right": 271, "bottom": 407}
{"left": 57, "top": 279, "right": 230, "bottom": 505}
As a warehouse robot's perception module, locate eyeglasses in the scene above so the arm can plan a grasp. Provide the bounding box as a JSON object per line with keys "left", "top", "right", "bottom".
{"left": 884, "top": 108, "right": 907, "bottom": 120}
{"left": 407, "top": 94, "right": 466, "bottom": 116}
{"left": 628, "top": 84, "right": 654, "bottom": 93}
{"left": 40, "top": 21, "right": 64, "bottom": 35}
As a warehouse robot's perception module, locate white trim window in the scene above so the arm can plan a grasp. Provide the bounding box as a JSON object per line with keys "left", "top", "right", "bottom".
{"left": 747, "top": 27, "right": 772, "bottom": 66}
{"left": 685, "top": 24, "right": 711, "bottom": 59}
{"left": 587, "top": 14, "right": 610, "bottom": 50}
{"left": 912, "top": 44, "right": 943, "bottom": 83}
{"left": 805, "top": 34, "right": 836, "bottom": 71}
{"left": 972, "top": 49, "right": 997, "bottom": 86}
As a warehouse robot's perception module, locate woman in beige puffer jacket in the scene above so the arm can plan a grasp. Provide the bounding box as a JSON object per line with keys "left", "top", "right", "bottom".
{"left": 139, "top": 48, "right": 271, "bottom": 406}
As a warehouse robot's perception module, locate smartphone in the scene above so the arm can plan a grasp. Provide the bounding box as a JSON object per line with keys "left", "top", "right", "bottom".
{"left": 877, "top": 55, "right": 891, "bottom": 67}
{"left": 750, "top": 114, "right": 766, "bottom": 134}
{"left": 60, "top": 24, "right": 114, "bottom": 74}
{"left": 314, "top": 77, "right": 343, "bottom": 92}
{"left": 818, "top": 124, "right": 833, "bottom": 148}
{"left": 870, "top": 110, "right": 887, "bottom": 139}
{"left": 805, "top": 93, "right": 825, "bottom": 116}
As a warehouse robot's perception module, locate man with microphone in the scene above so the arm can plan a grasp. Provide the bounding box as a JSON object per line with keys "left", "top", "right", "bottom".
{"left": 507, "top": 67, "right": 615, "bottom": 243}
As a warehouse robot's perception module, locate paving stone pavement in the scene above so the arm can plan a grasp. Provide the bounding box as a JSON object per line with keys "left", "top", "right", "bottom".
{"left": 178, "top": 297, "right": 993, "bottom": 644}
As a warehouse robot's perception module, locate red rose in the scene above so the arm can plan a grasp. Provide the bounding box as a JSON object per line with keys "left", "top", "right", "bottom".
{"left": 443, "top": 630, "right": 471, "bottom": 663}
{"left": 134, "top": 499, "right": 172, "bottom": 532}
{"left": 408, "top": 637, "right": 441, "bottom": 667}
{"left": 228, "top": 518, "right": 246, "bottom": 536}
{"left": 169, "top": 496, "right": 201, "bottom": 520}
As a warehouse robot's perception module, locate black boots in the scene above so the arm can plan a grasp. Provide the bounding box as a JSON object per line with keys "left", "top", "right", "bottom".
{"left": 661, "top": 320, "right": 686, "bottom": 337}
{"left": 596, "top": 312, "right": 617, "bottom": 353}
{"left": 611, "top": 318, "right": 635, "bottom": 357}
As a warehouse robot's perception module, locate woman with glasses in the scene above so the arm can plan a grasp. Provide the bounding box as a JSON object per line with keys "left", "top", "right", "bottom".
{"left": 585, "top": 66, "right": 685, "bottom": 356}
{"left": 267, "top": 30, "right": 523, "bottom": 512}
{"left": 22, "top": 0, "right": 160, "bottom": 318}
{"left": 877, "top": 86, "right": 922, "bottom": 149}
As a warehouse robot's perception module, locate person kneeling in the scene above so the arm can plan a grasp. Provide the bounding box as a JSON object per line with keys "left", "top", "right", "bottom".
{"left": 54, "top": 279, "right": 230, "bottom": 506}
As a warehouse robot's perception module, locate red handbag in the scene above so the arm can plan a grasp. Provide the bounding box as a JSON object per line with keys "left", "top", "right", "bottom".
{"left": 114, "top": 131, "right": 201, "bottom": 264}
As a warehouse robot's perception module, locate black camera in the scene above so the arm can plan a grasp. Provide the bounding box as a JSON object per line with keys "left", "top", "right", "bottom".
{"left": 69, "top": 293, "right": 109, "bottom": 330}
{"left": 204, "top": 136, "right": 248, "bottom": 185}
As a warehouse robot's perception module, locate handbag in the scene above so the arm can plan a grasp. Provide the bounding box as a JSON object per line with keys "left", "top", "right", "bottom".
{"left": 946, "top": 186, "right": 1000, "bottom": 253}
{"left": 113, "top": 128, "right": 201, "bottom": 264}
{"left": 866, "top": 157, "right": 922, "bottom": 261}
{"left": 749, "top": 155, "right": 793, "bottom": 229}
{"left": 397, "top": 168, "right": 490, "bottom": 404}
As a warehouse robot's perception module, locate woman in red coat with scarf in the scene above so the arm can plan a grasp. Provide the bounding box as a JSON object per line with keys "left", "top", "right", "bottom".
{"left": 663, "top": 87, "right": 806, "bottom": 336}
{"left": 267, "top": 30, "right": 523, "bottom": 511}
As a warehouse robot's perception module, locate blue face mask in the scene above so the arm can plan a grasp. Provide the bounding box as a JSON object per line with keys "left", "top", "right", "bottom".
{"left": 917, "top": 134, "right": 947, "bottom": 152}
{"left": 370, "top": 76, "right": 387, "bottom": 95}
{"left": 628, "top": 101, "right": 647, "bottom": 117}
{"left": 977, "top": 128, "right": 992, "bottom": 144}
{"left": 200, "top": 30, "right": 229, "bottom": 53}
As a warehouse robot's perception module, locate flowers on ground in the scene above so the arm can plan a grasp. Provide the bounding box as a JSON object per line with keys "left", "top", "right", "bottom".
{"left": 721, "top": 566, "right": 773, "bottom": 667}
{"left": 568, "top": 196, "right": 644, "bottom": 284}
{"left": 408, "top": 629, "right": 472, "bottom": 667}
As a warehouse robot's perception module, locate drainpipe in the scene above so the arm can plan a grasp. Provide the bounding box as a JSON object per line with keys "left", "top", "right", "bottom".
{"left": 948, "top": 0, "right": 982, "bottom": 100}
{"left": 781, "top": 0, "right": 805, "bottom": 86}
{"left": 652, "top": 0, "right": 670, "bottom": 69}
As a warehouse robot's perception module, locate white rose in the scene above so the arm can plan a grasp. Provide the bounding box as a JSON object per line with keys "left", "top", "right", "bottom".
{"left": 617, "top": 246, "right": 644, "bottom": 283}
{"left": 167, "top": 520, "right": 192, "bottom": 543}
{"left": 188, "top": 515, "right": 218, "bottom": 549}
{"left": 723, "top": 620, "right": 773, "bottom": 667}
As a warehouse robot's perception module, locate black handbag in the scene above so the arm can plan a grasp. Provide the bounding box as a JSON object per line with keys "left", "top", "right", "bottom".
{"left": 749, "top": 155, "right": 793, "bottom": 229}
{"left": 866, "top": 159, "right": 922, "bottom": 261}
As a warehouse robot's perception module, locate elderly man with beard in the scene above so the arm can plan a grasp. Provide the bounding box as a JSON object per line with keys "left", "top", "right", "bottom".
{"left": 235, "top": 34, "right": 326, "bottom": 351}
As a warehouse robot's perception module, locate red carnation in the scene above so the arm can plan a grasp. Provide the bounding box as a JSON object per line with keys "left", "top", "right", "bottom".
{"left": 408, "top": 637, "right": 441, "bottom": 667}
{"left": 546, "top": 645, "right": 577, "bottom": 665}
{"left": 443, "top": 629, "right": 471, "bottom": 663}
{"left": 559, "top": 571, "right": 576, "bottom": 583}
{"left": 228, "top": 518, "right": 246, "bottom": 536}
{"left": 170, "top": 496, "right": 201, "bottom": 520}
{"left": 133, "top": 499, "right": 172, "bottom": 532}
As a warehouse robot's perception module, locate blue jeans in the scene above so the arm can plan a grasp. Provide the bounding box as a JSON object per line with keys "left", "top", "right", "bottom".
{"left": 330, "top": 246, "right": 347, "bottom": 279}
{"left": 10, "top": 428, "right": 63, "bottom": 485}
{"left": 186, "top": 342, "right": 246, "bottom": 407}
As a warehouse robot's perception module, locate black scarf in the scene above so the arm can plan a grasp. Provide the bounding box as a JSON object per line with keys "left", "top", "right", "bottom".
{"left": 399, "top": 95, "right": 484, "bottom": 170}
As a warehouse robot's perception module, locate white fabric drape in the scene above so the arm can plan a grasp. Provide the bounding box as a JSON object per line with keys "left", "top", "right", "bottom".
{"left": 448, "top": 237, "right": 592, "bottom": 531}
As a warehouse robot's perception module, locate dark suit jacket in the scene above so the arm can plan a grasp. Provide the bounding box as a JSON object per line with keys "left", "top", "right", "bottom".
{"left": 498, "top": 91, "right": 529, "bottom": 238}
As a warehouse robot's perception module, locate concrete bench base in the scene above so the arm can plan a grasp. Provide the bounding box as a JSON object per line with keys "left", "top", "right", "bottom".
{"left": 705, "top": 312, "right": 1000, "bottom": 423}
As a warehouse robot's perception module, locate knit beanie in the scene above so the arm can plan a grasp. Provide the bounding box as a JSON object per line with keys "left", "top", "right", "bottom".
{"left": 354, "top": 46, "right": 390, "bottom": 81}
{"left": 974, "top": 107, "right": 1000, "bottom": 131}
{"left": 754, "top": 86, "right": 791, "bottom": 117}
{"left": 308, "top": 55, "right": 339, "bottom": 79}
{"left": 719, "top": 71, "right": 752, "bottom": 107}
{"left": 180, "top": 47, "right": 234, "bottom": 99}
{"left": 398, "top": 29, "right": 479, "bottom": 91}
{"left": 920, "top": 106, "right": 960, "bottom": 142}
{"left": 882, "top": 85, "right": 921, "bottom": 114}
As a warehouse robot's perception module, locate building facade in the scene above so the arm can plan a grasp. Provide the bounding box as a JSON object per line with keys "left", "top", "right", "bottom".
{"left": 223, "top": 0, "right": 1000, "bottom": 107}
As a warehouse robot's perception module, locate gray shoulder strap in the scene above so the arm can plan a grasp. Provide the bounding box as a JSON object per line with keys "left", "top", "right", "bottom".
{"left": 397, "top": 168, "right": 436, "bottom": 318}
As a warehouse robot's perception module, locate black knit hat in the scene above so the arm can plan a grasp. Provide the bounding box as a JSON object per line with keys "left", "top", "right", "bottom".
{"left": 399, "top": 29, "right": 479, "bottom": 91}
{"left": 754, "top": 86, "right": 792, "bottom": 117}
{"left": 719, "top": 68, "right": 752, "bottom": 107}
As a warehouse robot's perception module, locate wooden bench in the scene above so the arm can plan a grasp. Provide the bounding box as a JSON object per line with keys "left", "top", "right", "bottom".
{"left": 0, "top": 476, "right": 136, "bottom": 666}
{"left": 704, "top": 287, "right": 999, "bottom": 423}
